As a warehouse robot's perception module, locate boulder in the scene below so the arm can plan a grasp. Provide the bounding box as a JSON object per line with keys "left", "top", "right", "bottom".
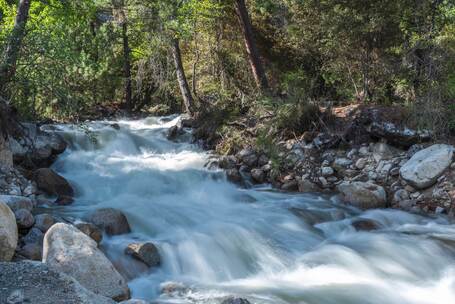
{"left": 400, "top": 144, "right": 453, "bottom": 189}
{"left": 226, "top": 168, "right": 242, "bottom": 183}
{"left": 337, "top": 181, "right": 387, "bottom": 209}
{"left": 33, "top": 168, "right": 74, "bottom": 197}
{"left": 19, "top": 243, "right": 43, "bottom": 261}
{"left": 0, "top": 195, "right": 34, "bottom": 212}
{"left": 298, "top": 180, "right": 321, "bottom": 193}
{"left": 34, "top": 214, "right": 55, "bottom": 232}
{"left": 14, "top": 208, "right": 35, "bottom": 229}
{"left": 10, "top": 123, "right": 67, "bottom": 167}
{"left": 125, "top": 242, "right": 161, "bottom": 267}
{"left": 237, "top": 148, "right": 258, "bottom": 167}
{"left": 75, "top": 222, "right": 103, "bottom": 244}
{"left": 367, "top": 122, "right": 431, "bottom": 148}
{"left": 0, "top": 202, "right": 18, "bottom": 261}
{"left": 0, "top": 261, "right": 115, "bottom": 304}
{"left": 281, "top": 180, "right": 298, "bottom": 191}
{"left": 23, "top": 227, "right": 44, "bottom": 245}
{"left": 218, "top": 155, "right": 238, "bottom": 169}
{"left": 43, "top": 223, "right": 130, "bottom": 301}
{"left": 84, "top": 208, "right": 131, "bottom": 236}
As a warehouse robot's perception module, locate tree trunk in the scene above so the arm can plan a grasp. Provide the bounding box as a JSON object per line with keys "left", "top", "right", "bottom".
{"left": 122, "top": 21, "right": 133, "bottom": 112}
{"left": 0, "top": 0, "right": 32, "bottom": 95}
{"left": 171, "top": 39, "right": 194, "bottom": 115}
{"left": 234, "top": 0, "right": 269, "bottom": 92}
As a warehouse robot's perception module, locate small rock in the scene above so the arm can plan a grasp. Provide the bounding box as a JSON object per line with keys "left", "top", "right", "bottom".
{"left": 352, "top": 219, "right": 381, "bottom": 231}
{"left": 84, "top": 208, "right": 131, "bottom": 236}
{"left": 321, "top": 167, "right": 334, "bottom": 177}
{"left": 0, "top": 195, "right": 34, "bottom": 212}
{"left": 221, "top": 297, "right": 251, "bottom": 304}
{"left": 75, "top": 222, "right": 103, "bottom": 244}
{"left": 23, "top": 227, "right": 44, "bottom": 245}
{"left": 14, "top": 209, "right": 35, "bottom": 229}
{"left": 393, "top": 189, "right": 409, "bottom": 202}
{"left": 435, "top": 206, "right": 446, "bottom": 214}
{"left": 226, "top": 168, "right": 242, "bottom": 183}
{"left": 359, "top": 146, "right": 370, "bottom": 156}
{"left": 34, "top": 214, "right": 55, "bottom": 233}
{"left": 399, "top": 199, "right": 416, "bottom": 210}
{"left": 160, "top": 282, "right": 189, "bottom": 296}
{"left": 125, "top": 243, "right": 161, "bottom": 267}
{"left": 251, "top": 169, "right": 265, "bottom": 183}
{"left": 332, "top": 158, "right": 353, "bottom": 172}
{"left": 19, "top": 242, "right": 43, "bottom": 261}
{"left": 355, "top": 158, "right": 367, "bottom": 170}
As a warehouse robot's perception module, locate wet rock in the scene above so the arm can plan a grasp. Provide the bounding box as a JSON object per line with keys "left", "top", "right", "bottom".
{"left": 237, "top": 148, "right": 258, "bottom": 167}
{"left": 0, "top": 195, "right": 34, "bottom": 212}
{"left": 298, "top": 180, "right": 321, "bottom": 193}
{"left": 219, "top": 155, "right": 238, "bottom": 169}
{"left": 75, "top": 222, "right": 103, "bottom": 244}
{"left": 23, "top": 227, "right": 44, "bottom": 245}
{"left": 393, "top": 189, "right": 409, "bottom": 202}
{"left": 0, "top": 202, "right": 18, "bottom": 261}
{"left": 19, "top": 242, "right": 43, "bottom": 261}
{"left": 125, "top": 242, "right": 161, "bottom": 267}
{"left": 281, "top": 180, "right": 298, "bottom": 191}
{"left": 43, "top": 223, "right": 130, "bottom": 301}
{"left": 84, "top": 208, "right": 131, "bottom": 236}
{"left": 337, "top": 181, "right": 387, "bottom": 209}
{"left": 55, "top": 195, "right": 74, "bottom": 205}
{"left": 226, "top": 168, "right": 242, "bottom": 183}
{"left": 367, "top": 122, "right": 431, "bottom": 148}
{"left": 0, "top": 261, "right": 116, "bottom": 304}
{"left": 160, "top": 281, "right": 189, "bottom": 296}
{"left": 167, "top": 126, "right": 185, "bottom": 141}
{"left": 33, "top": 168, "right": 74, "bottom": 197}
{"left": 400, "top": 144, "right": 453, "bottom": 189}
{"left": 251, "top": 168, "right": 265, "bottom": 183}
{"left": 14, "top": 209, "right": 35, "bottom": 229}
{"left": 34, "top": 214, "right": 55, "bottom": 232}
{"left": 221, "top": 297, "right": 251, "bottom": 304}
{"left": 352, "top": 219, "right": 381, "bottom": 231}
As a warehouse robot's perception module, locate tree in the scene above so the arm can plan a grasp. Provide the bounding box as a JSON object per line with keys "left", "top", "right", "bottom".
{"left": 112, "top": 0, "right": 133, "bottom": 112}
{"left": 0, "top": 0, "right": 32, "bottom": 95}
{"left": 234, "top": 0, "right": 269, "bottom": 92}
{"left": 171, "top": 38, "right": 195, "bottom": 114}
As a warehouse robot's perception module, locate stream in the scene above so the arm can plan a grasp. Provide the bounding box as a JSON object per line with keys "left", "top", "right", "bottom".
{"left": 44, "top": 116, "right": 455, "bottom": 304}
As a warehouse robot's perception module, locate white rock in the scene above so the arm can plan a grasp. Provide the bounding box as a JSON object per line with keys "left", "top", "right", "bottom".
{"left": 0, "top": 202, "right": 18, "bottom": 261}
{"left": 337, "top": 181, "right": 387, "bottom": 209}
{"left": 400, "top": 144, "right": 453, "bottom": 189}
{"left": 43, "top": 223, "right": 130, "bottom": 301}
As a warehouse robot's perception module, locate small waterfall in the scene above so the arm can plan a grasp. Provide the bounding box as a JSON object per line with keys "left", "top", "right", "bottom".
{"left": 46, "top": 116, "right": 455, "bottom": 304}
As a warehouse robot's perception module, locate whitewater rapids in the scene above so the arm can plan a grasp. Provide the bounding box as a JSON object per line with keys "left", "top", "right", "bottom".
{"left": 44, "top": 116, "right": 455, "bottom": 304}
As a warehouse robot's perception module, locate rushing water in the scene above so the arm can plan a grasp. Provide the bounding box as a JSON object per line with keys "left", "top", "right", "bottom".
{"left": 44, "top": 116, "right": 455, "bottom": 304}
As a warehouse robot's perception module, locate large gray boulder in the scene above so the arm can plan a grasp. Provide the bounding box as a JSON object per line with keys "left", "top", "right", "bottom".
{"left": 84, "top": 208, "right": 131, "bottom": 236}
{"left": 400, "top": 144, "right": 453, "bottom": 189}
{"left": 337, "top": 181, "right": 387, "bottom": 209}
{"left": 33, "top": 168, "right": 74, "bottom": 197}
{"left": 10, "top": 123, "right": 67, "bottom": 167}
{"left": 0, "top": 261, "right": 115, "bottom": 304}
{"left": 0, "top": 202, "right": 18, "bottom": 261}
{"left": 43, "top": 223, "right": 130, "bottom": 301}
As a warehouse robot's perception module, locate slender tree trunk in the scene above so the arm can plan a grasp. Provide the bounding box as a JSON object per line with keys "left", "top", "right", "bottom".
{"left": 0, "top": 0, "right": 32, "bottom": 95}
{"left": 171, "top": 39, "right": 194, "bottom": 115}
{"left": 122, "top": 21, "right": 133, "bottom": 112}
{"left": 234, "top": 0, "right": 269, "bottom": 92}
{"left": 113, "top": 0, "right": 132, "bottom": 112}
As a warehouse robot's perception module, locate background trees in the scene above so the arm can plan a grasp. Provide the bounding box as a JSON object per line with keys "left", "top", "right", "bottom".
{"left": 0, "top": 0, "right": 454, "bottom": 131}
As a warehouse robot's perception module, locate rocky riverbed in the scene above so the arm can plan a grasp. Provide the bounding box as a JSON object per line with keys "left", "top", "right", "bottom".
{"left": 1, "top": 115, "right": 455, "bottom": 304}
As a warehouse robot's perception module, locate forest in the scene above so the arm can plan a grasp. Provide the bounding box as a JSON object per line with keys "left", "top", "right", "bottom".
{"left": 1, "top": 0, "right": 454, "bottom": 131}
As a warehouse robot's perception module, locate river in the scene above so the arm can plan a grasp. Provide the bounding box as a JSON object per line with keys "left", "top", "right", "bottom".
{"left": 44, "top": 115, "right": 455, "bottom": 304}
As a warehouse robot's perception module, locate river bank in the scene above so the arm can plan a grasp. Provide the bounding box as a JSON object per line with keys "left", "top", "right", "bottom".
{"left": 1, "top": 115, "right": 455, "bottom": 304}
